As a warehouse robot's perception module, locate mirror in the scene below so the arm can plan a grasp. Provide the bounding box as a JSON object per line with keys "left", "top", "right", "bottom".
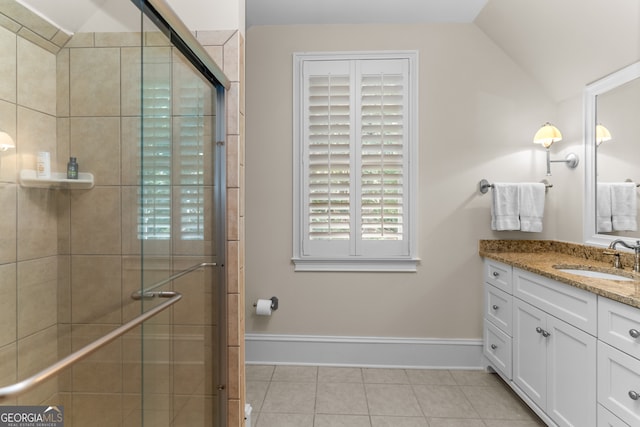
{"left": 584, "top": 61, "right": 640, "bottom": 247}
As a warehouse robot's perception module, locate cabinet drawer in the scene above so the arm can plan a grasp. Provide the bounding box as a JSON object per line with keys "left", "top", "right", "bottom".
{"left": 514, "top": 268, "right": 597, "bottom": 335}
{"left": 484, "top": 319, "right": 512, "bottom": 380}
{"left": 485, "top": 283, "right": 512, "bottom": 335}
{"left": 598, "top": 404, "right": 630, "bottom": 427}
{"left": 597, "top": 341, "right": 640, "bottom": 426}
{"left": 485, "top": 260, "right": 512, "bottom": 293}
{"left": 599, "top": 297, "right": 640, "bottom": 360}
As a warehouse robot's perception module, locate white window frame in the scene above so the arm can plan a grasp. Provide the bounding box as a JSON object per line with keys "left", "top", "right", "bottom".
{"left": 293, "top": 51, "right": 419, "bottom": 272}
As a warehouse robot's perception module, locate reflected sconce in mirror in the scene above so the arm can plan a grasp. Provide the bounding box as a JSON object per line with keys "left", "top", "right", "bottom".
{"left": 595, "top": 124, "right": 612, "bottom": 146}
{"left": 533, "top": 122, "right": 579, "bottom": 175}
{"left": 0, "top": 131, "right": 14, "bottom": 151}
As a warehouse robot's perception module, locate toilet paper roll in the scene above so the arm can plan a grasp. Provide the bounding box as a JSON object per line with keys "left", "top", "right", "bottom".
{"left": 255, "top": 299, "right": 273, "bottom": 316}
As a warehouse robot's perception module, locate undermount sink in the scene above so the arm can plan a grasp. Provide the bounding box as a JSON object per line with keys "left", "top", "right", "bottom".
{"left": 553, "top": 266, "right": 635, "bottom": 282}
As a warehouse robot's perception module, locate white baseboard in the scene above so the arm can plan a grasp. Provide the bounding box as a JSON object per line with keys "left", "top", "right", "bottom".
{"left": 245, "top": 333, "right": 484, "bottom": 369}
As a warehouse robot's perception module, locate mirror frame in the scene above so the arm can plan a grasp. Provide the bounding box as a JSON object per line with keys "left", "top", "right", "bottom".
{"left": 584, "top": 61, "right": 640, "bottom": 247}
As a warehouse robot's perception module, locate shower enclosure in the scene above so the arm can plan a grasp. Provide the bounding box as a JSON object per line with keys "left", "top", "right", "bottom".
{"left": 0, "top": 0, "right": 228, "bottom": 425}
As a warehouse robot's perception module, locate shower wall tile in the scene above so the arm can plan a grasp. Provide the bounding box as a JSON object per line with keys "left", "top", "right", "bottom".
{"left": 70, "top": 255, "right": 122, "bottom": 324}
{"left": 0, "top": 263, "right": 17, "bottom": 346}
{"left": 55, "top": 118, "right": 70, "bottom": 186}
{"left": 16, "top": 187, "right": 58, "bottom": 261}
{"left": 0, "top": 185, "right": 17, "bottom": 263}
{"left": 70, "top": 47, "right": 120, "bottom": 117}
{"left": 0, "top": 343, "right": 17, "bottom": 404}
{"left": 120, "top": 117, "right": 141, "bottom": 186}
{"left": 70, "top": 187, "right": 121, "bottom": 255}
{"left": 17, "top": 36, "right": 56, "bottom": 116}
{"left": 56, "top": 47, "right": 69, "bottom": 117}
{"left": 17, "top": 256, "right": 57, "bottom": 339}
{"left": 72, "top": 393, "right": 122, "bottom": 427}
{"left": 95, "top": 32, "right": 141, "bottom": 48}
{"left": 0, "top": 26, "right": 16, "bottom": 103}
{"left": 17, "top": 106, "right": 56, "bottom": 174}
{"left": 70, "top": 117, "right": 121, "bottom": 185}
{"left": 65, "top": 32, "right": 94, "bottom": 48}
{"left": 172, "top": 325, "right": 205, "bottom": 395}
{"left": 71, "top": 324, "right": 122, "bottom": 393}
{"left": 16, "top": 324, "right": 58, "bottom": 405}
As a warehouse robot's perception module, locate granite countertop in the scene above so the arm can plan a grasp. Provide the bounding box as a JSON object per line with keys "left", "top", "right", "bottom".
{"left": 479, "top": 240, "right": 640, "bottom": 309}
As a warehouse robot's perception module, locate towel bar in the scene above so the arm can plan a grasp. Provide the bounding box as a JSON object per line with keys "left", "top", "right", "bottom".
{"left": 624, "top": 179, "right": 640, "bottom": 188}
{"left": 479, "top": 179, "right": 553, "bottom": 194}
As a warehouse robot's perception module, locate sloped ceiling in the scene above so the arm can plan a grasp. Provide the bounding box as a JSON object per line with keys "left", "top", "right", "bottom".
{"left": 15, "top": 0, "right": 640, "bottom": 102}
{"left": 475, "top": 0, "right": 640, "bottom": 102}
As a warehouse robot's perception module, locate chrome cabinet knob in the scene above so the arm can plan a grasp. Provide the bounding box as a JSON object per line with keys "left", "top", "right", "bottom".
{"left": 492, "top": 271, "right": 499, "bottom": 277}
{"left": 490, "top": 344, "right": 498, "bottom": 350}
{"left": 536, "top": 327, "right": 543, "bottom": 334}
{"left": 542, "top": 330, "right": 551, "bottom": 338}
{"left": 629, "top": 329, "right": 640, "bottom": 339}
{"left": 629, "top": 390, "right": 640, "bottom": 400}
{"left": 492, "top": 304, "right": 499, "bottom": 310}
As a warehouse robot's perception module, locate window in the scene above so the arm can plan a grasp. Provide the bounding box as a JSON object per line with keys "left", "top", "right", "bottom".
{"left": 293, "top": 51, "right": 418, "bottom": 271}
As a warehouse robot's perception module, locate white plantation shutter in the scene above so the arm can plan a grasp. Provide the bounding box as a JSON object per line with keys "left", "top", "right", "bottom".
{"left": 294, "top": 52, "right": 418, "bottom": 271}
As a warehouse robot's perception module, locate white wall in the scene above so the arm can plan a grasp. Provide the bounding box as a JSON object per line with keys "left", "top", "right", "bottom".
{"left": 244, "top": 23, "right": 584, "bottom": 342}
{"left": 167, "top": 0, "right": 244, "bottom": 33}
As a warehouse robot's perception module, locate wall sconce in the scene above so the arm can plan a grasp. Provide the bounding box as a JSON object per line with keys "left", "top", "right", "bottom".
{"left": 0, "top": 131, "right": 15, "bottom": 151}
{"left": 533, "top": 122, "right": 579, "bottom": 176}
{"left": 596, "top": 124, "right": 612, "bottom": 146}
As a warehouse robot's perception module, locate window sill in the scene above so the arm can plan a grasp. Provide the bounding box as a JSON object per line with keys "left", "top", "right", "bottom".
{"left": 292, "top": 258, "right": 419, "bottom": 272}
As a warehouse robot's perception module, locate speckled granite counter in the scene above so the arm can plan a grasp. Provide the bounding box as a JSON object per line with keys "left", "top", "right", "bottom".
{"left": 479, "top": 240, "right": 640, "bottom": 309}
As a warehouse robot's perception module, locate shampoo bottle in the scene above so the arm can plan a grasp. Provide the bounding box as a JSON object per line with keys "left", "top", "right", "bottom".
{"left": 67, "top": 157, "right": 78, "bottom": 179}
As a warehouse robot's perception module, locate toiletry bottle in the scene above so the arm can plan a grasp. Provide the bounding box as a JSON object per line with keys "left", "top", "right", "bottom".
{"left": 67, "top": 157, "right": 78, "bottom": 179}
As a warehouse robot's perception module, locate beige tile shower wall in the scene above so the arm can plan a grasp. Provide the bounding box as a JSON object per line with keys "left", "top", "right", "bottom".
{"left": 196, "top": 29, "right": 246, "bottom": 427}
{"left": 0, "top": 16, "right": 60, "bottom": 407}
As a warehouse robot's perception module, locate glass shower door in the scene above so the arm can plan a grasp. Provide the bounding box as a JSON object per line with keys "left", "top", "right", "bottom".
{"left": 138, "top": 5, "right": 226, "bottom": 426}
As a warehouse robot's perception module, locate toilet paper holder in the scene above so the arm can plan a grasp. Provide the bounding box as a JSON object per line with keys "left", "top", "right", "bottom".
{"left": 253, "top": 296, "right": 278, "bottom": 311}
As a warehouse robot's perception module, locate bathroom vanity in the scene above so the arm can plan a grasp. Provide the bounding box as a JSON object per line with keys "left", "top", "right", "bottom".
{"left": 480, "top": 240, "right": 640, "bottom": 427}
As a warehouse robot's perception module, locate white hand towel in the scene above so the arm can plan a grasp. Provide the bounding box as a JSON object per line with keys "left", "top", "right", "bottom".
{"left": 597, "top": 183, "right": 613, "bottom": 232}
{"left": 491, "top": 183, "right": 520, "bottom": 230}
{"left": 519, "top": 183, "right": 545, "bottom": 232}
{"left": 611, "top": 182, "right": 637, "bottom": 231}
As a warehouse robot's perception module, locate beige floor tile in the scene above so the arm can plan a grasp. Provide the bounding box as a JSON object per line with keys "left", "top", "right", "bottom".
{"left": 450, "top": 370, "right": 501, "bottom": 386}
{"left": 428, "top": 418, "right": 486, "bottom": 427}
{"left": 462, "top": 385, "right": 538, "bottom": 420}
{"left": 272, "top": 365, "right": 318, "bottom": 382}
{"left": 371, "top": 416, "right": 429, "bottom": 426}
{"left": 316, "top": 382, "right": 368, "bottom": 415}
{"left": 483, "top": 420, "right": 546, "bottom": 427}
{"left": 413, "top": 385, "right": 479, "bottom": 418}
{"left": 261, "top": 381, "right": 316, "bottom": 413}
{"left": 405, "top": 369, "right": 457, "bottom": 385}
{"left": 365, "top": 383, "right": 422, "bottom": 417}
{"left": 318, "top": 366, "right": 363, "bottom": 383}
{"left": 246, "top": 364, "right": 275, "bottom": 381}
{"left": 314, "top": 414, "right": 371, "bottom": 427}
{"left": 255, "top": 412, "right": 314, "bottom": 427}
{"left": 363, "top": 367, "right": 409, "bottom": 384}
{"left": 246, "top": 380, "right": 269, "bottom": 413}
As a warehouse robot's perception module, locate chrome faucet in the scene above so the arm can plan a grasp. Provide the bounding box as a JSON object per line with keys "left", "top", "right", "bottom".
{"left": 608, "top": 239, "right": 640, "bottom": 272}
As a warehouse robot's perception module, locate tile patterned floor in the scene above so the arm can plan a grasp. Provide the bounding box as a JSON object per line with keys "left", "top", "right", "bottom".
{"left": 246, "top": 365, "right": 546, "bottom": 427}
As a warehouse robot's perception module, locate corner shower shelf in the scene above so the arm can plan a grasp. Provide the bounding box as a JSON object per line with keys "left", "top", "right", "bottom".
{"left": 19, "top": 169, "right": 94, "bottom": 189}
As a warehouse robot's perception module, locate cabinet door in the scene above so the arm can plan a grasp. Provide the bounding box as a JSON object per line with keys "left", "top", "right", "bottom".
{"left": 547, "top": 315, "right": 597, "bottom": 427}
{"left": 513, "top": 298, "right": 547, "bottom": 410}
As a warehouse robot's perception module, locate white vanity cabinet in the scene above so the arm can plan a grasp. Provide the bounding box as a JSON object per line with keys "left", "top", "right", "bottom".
{"left": 483, "top": 260, "right": 513, "bottom": 379}
{"left": 482, "top": 260, "right": 598, "bottom": 427}
{"left": 513, "top": 268, "right": 597, "bottom": 427}
{"left": 597, "top": 297, "right": 640, "bottom": 426}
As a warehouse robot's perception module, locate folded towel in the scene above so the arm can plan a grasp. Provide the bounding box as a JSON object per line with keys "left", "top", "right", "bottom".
{"left": 611, "top": 182, "right": 637, "bottom": 231}
{"left": 519, "top": 183, "right": 545, "bottom": 232}
{"left": 491, "top": 183, "right": 520, "bottom": 230}
{"left": 597, "top": 183, "right": 613, "bottom": 232}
